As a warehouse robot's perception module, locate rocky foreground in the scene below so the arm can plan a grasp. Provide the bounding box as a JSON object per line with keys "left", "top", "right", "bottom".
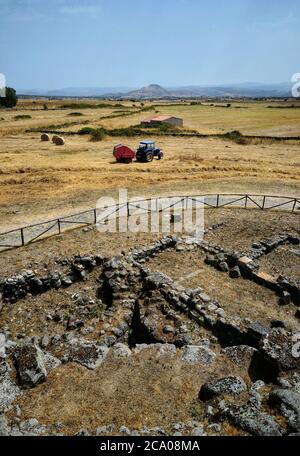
{"left": 0, "top": 233, "right": 299, "bottom": 436}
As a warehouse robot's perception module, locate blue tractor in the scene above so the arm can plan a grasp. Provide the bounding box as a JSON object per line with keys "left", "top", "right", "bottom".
{"left": 136, "top": 140, "right": 163, "bottom": 162}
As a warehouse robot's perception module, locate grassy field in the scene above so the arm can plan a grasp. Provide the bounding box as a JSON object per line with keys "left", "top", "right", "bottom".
{"left": 0, "top": 98, "right": 299, "bottom": 231}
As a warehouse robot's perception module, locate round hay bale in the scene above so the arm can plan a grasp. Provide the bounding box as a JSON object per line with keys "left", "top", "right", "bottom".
{"left": 52, "top": 135, "right": 59, "bottom": 144}
{"left": 54, "top": 136, "right": 65, "bottom": 146}
{"left": 41, "top": 133, "right": 50, "bottom": 142}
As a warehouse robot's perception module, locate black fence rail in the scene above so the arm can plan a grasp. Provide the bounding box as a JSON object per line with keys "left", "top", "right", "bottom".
{"left": 0, "top": 194, "right": 299, "bottom": 252}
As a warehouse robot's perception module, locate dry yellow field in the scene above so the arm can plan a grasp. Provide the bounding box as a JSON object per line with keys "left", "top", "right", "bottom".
{"left": 0, "top": 98, "right": 299, "bottom": 231}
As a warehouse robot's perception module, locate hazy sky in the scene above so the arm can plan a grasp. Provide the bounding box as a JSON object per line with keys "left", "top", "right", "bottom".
{"left": 0, "top": 0, "right": 299, "bottom": 89}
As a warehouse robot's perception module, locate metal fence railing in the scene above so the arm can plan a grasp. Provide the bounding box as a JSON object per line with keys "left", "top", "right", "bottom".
{"left": 0, "top": 194, "right": 299, "bottom": 252}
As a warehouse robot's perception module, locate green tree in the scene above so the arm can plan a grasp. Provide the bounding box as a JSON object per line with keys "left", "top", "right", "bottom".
{"left": 0, "top": 87, "right": 18, "bottom": 108}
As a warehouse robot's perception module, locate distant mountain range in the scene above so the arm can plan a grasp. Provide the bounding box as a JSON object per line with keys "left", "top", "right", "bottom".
{"left": 17, "top": 86, "right": 136, "bottom": 97}
{"left": 17, "top": 82, "right": 294, "bottom": 99}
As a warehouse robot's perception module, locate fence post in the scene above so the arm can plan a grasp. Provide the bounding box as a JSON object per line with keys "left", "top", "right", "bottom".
{"left": 127, "top": 202, "right": 130, "bottom": 217}
{"left": 57, "top": 219, "right": 61, "bottom": 234}
{"left": 20, "top": 228, "right": 25, "bottom": 246}
{"left": 292, "top": 199, "right": 297, "bottom": 212}
{"left": 262, "top": 196, "right": 266, "bottom": 210}
{"left": 244, "top": 195, "right": 248, "bottom": 209}
{"left": 216, "top": 194, "right": 219, "bottom": 208}
{"left": 93, "top": 208, "right": 97, "bottom": 224}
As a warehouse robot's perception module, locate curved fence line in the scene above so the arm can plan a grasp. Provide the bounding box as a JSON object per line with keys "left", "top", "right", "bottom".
{"left": 0, "top": 193, "right": 299, "bottom": 252}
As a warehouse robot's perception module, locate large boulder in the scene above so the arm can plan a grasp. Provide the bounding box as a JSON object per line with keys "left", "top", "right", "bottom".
{"left": 260, "top": 328, "right": 299, "bottom": 371}
{"left": 223, "top": 345, "right": 271, "bottom": 381}
{"left": 181, "top": 345, "right": 216, "bottom": 365}
{"left": 199, "top": 376, "right": 247, "bottom": 401}
{"left": 223, "top": 345, "right": 257, "bottom": 367}
{"left": 269, "top": 388, "right": 300, "bottom": 431}
{"left": 67, "top": 338, "right": 108, "bottom": 369}
{"left": 14, "top": 343, "right": 47, "bottom": 387}
{"left": 223, "top": 404, "right": 282, "bottom": 436}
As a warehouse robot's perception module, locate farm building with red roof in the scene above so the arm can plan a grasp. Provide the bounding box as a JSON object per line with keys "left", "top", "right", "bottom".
{"left": 141, "top": 115, "right": 183, "bottom": 127}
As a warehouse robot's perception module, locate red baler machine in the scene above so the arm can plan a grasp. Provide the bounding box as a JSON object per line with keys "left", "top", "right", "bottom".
{"left": 113, "top": 144, "right": 135, "bottom": 163}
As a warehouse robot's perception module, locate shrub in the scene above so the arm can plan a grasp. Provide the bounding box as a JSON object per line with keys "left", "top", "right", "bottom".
{"left": 14, "top": 114, "right": 31, "bottom": 120}
{"left": 61, "top": 102, "right": 126, "bottom": 110}
{"left": 43, "top": 104, "right": 48, "bottom": 110}
{"left": 222, "top": 130, "right": 247, "bottom": 145}
{"left": 78, "top": 127, "right": 95, "bottom": 135}
{"left": 68, "top": 112, "right": 84, "bottom": 117}
{"left": 90, "top": 128, "right": 106, "bottom": 142}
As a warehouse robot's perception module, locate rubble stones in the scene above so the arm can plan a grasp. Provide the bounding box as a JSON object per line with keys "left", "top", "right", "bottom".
{"left": 174, "top": 333, "right": 192, "bottom": 347}
{"left": 145, "top": 272, "right": 173, "bottom": 290}
{"left": 199, "top": 292, "right": 211, "bottom": 303}
{"left": 42, "top": 352, "right": 61, "bottom": 371}
{"left": 67, "top": 316, "right": 84, "bottom": 330}
{"left": 279, "top": 291, "right": 292, "bottom": 305}
{"left": 162, "top": 325, "right": 174, "bottom": 334}
{"left": 0, "top": 255, "right": 101, "bottom": 304}
{"left": 0, "top": 367, "right": 22, "bottom": 412}
{"left": 96, "top": 424, "right": 115, "bottom": 435}
{"left": 0, "top": 415, "right": 9, "bottom": 436}
{"left": 190, "top": 426, "right": 206, "bottom": 436}
{"left": 219, "top": 261, "right": 229, "bottom": 272}
{"left": 229, "top": 266, "right": 241, "bottom": 278}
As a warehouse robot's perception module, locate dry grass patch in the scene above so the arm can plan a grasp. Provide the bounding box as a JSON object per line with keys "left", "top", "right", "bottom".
{"left": 14, "top": 349, "right": 250, "bottom": 435}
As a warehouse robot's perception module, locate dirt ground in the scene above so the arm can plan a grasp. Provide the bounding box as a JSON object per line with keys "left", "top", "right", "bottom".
{"left": 258, "top": 244, "right": 300, "bottom": 279}
{"left": 13, "top": 348, "right": 251, "bottom": 436}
